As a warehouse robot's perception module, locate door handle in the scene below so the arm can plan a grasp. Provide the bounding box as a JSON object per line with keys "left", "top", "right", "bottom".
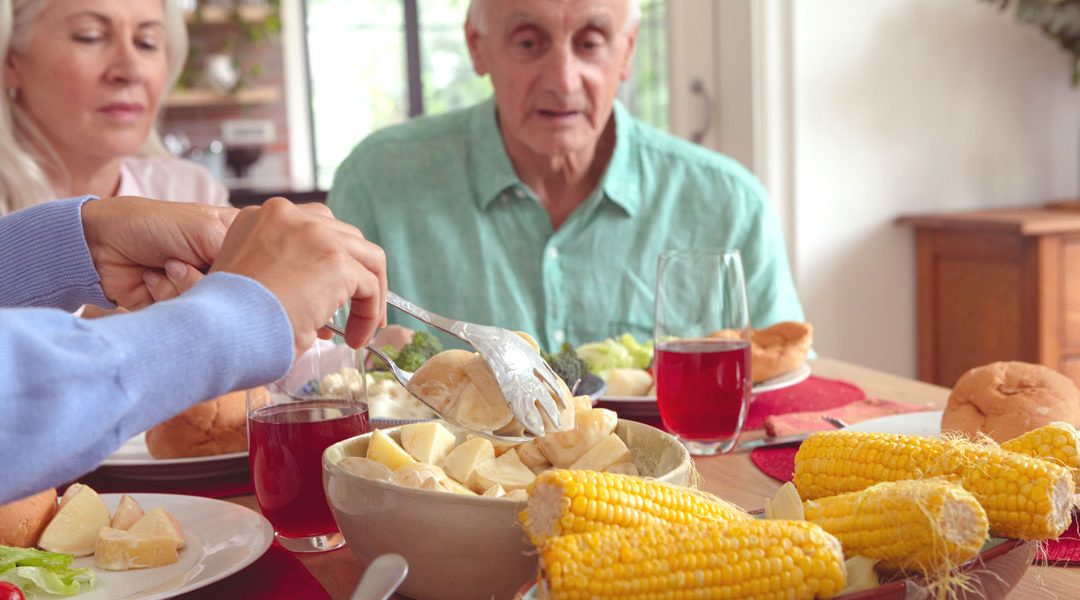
{"left": 689, "top": 78, "right": 713, "bottom": 144}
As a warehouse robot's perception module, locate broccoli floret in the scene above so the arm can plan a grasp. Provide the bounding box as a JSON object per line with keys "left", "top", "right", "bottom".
{"left": 375, "top": 330, "right": 442, "bottom": 373}
{"left": 542, "top": 343, "right": 590, "bottom": 390}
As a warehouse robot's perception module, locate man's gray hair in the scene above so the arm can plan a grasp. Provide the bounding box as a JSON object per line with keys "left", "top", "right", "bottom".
{"left": 467, "top": 0, "right": 642, "bottom": 34}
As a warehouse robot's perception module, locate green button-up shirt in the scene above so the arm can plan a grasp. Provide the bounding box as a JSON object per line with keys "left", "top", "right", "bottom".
{"left": 328, "top": 98, "right": 803, "bottom": 352}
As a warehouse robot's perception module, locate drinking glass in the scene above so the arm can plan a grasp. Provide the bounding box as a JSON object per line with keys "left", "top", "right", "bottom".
{"left": 653, "top": 249, "right": 751, "bottom": 456}
{"left": 247, "top": 326, "right": 369, "bottom": 553}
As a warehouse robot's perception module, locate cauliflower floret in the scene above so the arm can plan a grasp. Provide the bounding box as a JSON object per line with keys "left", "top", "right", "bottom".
{"left": 367, "top": 376, "right": 436, "bottom": 420}
{"left": 319, "top": 368, "right": 366, "bottom": 400}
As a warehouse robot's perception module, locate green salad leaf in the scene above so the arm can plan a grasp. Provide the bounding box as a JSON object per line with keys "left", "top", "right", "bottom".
{"left": 576, "top": 333, "right": 653, "bottom": 380}
{"left": 0, "top": 546, "right": 96, "bottom": 598}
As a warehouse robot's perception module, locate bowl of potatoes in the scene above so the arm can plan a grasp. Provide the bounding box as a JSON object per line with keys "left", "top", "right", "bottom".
{"left": 322, "top": 350, "right": 691, "bottom": 600}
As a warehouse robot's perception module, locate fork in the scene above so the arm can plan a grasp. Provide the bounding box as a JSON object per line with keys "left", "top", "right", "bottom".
{"left": 326, "top": 291, "right": 572, "bottom": 437}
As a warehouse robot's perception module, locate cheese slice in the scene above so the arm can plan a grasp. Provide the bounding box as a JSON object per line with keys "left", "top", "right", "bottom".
{"left": 127, "top": 507, "right": 185, "bottom": 550}
{"left": 95, "top": 526, "right": 178, "bottom": 571}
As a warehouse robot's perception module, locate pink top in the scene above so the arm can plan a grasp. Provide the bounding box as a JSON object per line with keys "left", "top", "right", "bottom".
{"left": 117, "top": 156, "right": 229, "bottom": 206}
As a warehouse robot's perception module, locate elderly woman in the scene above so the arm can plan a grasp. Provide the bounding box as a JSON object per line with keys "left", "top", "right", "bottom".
{"left": 0, "top": 0, "right": 226, "bottom": 216}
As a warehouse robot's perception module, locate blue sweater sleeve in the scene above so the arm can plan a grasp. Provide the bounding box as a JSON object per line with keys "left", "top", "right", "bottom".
{"left": 0, "top": 273, "right": 294, "bottom": 503}
{"left": 0, "top": 196, "right": 112, "bottom": 311}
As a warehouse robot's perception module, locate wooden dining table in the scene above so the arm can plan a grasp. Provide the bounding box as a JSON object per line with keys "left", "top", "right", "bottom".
{"left": 225, "top": 356, "right": 1078, "bottom": 599}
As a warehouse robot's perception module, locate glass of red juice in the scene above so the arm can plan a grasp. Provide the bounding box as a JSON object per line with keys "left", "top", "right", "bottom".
{"left": 247, "top": 339, "right": 369, "bottom": 553}
{"left": 654, "top": 249, "right": 751, "bottom": 455}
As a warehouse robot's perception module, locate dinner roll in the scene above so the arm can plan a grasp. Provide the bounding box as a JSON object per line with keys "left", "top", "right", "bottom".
{"left": 145, "top": 388, "right": 265, "bottom": 459}
{"left": 941, "top": 361, "right": 1080, "bottom": 442}
{"left": 751, "top": 322, "right": 813, "bottom": 384}
{"left": 0, "top": 488, "right": 57, "bottom": 547}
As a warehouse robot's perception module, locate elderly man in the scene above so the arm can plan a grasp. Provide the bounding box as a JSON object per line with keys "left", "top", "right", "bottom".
{"left": 328, "top": 0, "right": 803, "bottom": 351}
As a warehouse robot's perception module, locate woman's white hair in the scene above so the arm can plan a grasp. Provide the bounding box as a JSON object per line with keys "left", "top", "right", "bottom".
{"left": 0, "top": 0, "right": 187, "bottom": 215}
{"left": 467, "top": 0, "right": 642, "bottom": 34}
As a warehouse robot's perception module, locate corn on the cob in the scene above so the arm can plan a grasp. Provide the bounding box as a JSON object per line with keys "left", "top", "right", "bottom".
{"left": 519, "top": 469, "right": 748, "bottom": 546}
{"left": 793, "top": 430, "right": 1073, "bottom": 540}
{"left": 536, "top": 519, "right": 846, "bottom": 599}
{"left": 803, "top": 479, "right": 988, "bottom": 575}
{"left": 1001, "top": 422, "right": 1080, "bottom": 489}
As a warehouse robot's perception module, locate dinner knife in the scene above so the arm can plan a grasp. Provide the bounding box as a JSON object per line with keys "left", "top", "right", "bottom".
{"left": 735, "top": 432, "right": 813, "bottom": 451}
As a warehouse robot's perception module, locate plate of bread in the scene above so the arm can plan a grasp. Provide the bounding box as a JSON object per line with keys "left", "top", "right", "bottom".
{"left": 98, "top": 390, "right": 258, "bottom": 480}
{"left": 0, "top": 486, "right": 272, "bottom": 599}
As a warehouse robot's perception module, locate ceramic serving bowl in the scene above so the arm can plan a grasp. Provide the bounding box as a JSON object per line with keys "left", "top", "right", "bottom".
{"left": 323, "top": 419, "right": 691, "bottom": 600}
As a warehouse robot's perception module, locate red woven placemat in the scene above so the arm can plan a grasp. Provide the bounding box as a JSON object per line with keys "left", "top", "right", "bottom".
{"left": 749, "top": 446, "right": 800, "bottom": 482}
{"left": 745, "top": 376, "right": 866, "bottom": 431}
{"left": 179, "top": 543, "right": 333, "bottom": 599}
{"left": 1042, "top": 514, "right": 1080, "bottom": 565}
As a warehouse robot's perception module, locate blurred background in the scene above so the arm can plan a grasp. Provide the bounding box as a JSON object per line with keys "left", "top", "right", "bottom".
{"left": 165, "top": 0, "right": 1080, "bottom": 385}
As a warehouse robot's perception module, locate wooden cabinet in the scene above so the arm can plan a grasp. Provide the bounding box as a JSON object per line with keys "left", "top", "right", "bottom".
{"left": 897, "top": 207, "right": 1080, "bottom": 387}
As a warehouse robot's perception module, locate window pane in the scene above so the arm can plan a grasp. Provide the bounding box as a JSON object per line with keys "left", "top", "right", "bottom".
{"left": 306, "top": 0, "right": 408, "bottom": 188}
{"left": 418, "top": 1, "right": 492, "bottom": 114}
{"left": 305, "top": 0, "right": 668, "bottom": 188}
{"left": 620, "top": 0, "right": 667, "bottom": 130}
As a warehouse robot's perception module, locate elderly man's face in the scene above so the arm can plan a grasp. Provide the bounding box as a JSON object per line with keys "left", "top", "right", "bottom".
{"left": 466, "top": 0, "right": 638, "bottom": 161}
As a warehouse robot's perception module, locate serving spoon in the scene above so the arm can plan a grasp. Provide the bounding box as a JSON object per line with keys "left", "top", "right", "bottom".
{"left": 325, "top": 292, "right": 571, "bottom": 441}
{"left": 349, "top": 553, "right": 408, "bottom": 600}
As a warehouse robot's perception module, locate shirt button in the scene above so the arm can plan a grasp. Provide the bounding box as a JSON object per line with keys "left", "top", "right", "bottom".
{"left": 553, "top": 330, "right": 566, "bottom": 343}
{"left": 547, "top": 247, "right": 559, "bottom": 260}
{"left": 515, "top": 188, "right": 527, "bottom": 200}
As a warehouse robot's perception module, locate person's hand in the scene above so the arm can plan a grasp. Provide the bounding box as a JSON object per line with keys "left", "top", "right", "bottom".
{"left": 143, "top": 258, "right": 206, "bottom": 303}
{"left": 81, "top": 197, "right": 237, "bottom": 309}
{"left": 209, "top": 198, "right": 388, "bottom": 355}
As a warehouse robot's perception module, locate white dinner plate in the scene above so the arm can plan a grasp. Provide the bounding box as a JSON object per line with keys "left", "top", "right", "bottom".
{"left": 98, "top": 433, "right": 248, "bottom": 481}
{"left": 73, "top": 493, "right": 273, "bottom": 600}
{"left": 597, "top": 363, "right": 813, "bottom": 409}
{"left": 845, "top": 410, "right": 944, "bottom": 437}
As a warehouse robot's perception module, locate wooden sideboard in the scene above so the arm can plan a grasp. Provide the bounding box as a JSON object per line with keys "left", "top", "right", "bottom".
{"left": 897, "top": 206, "right": 1080, "bottom": 387}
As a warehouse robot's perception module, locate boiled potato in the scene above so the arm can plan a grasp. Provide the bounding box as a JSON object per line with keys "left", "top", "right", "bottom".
{"left": 38, "top": 484, "right": 110, "bottom": 556}
{"left": 453, "top": 355, "right": 515, "bottom": 432}
{"left": 110, "top": 495, "right": 144, "bottom": 531}
{"left": 468, "top": 450, "right": 536, "bottom": 493}
{"left": 401, "top": 421, "right": 458, "bottom": 464}
{"left": 515, "top": 440, "right": 552, "bottom": 473}
{"left": 367, "top": 429, "right": 418, "bottom": 471}
{"left": 538, "top": 408, "right": 618, "bottom": 468}
{"left": 391, "top": 463, "right": 474, "bottom": 495}
{"left": 570, "top": 432, "right": 638, "bottom": 476}
{"left": 337, "top": 457, "right": 394, "bottom": 481}
{"left": 406, "top": 349, "right": 474, "bottom": 414}
{"left": 441, "top": 437, "right": 495, "bottom": 485}
{"left": 606, "top": 368, "right": 653, "bottom": 396}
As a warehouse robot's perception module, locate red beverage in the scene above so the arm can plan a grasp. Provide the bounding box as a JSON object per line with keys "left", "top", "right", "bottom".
{"left": 655, "top": 339, "right": 750, "bottom": 440}
{"left": 248, "top": 400, "right": 369, "bottom": 538}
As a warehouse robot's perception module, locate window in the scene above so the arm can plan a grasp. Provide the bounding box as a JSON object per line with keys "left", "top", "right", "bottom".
{"left": 303, "top": 0, "right": 667, "bottom": 189}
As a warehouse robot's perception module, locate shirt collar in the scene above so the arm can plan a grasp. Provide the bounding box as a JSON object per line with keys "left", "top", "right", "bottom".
{"left": 467, "top": 97, "right": 642, "bottom": 216}
{"left": 469, "top": 98, "right": 523, "bottom": 210}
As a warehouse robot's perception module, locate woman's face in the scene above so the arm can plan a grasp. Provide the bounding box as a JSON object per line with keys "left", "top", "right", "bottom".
{"left": 5, "top": 0, "right": 168, "bottom": 163}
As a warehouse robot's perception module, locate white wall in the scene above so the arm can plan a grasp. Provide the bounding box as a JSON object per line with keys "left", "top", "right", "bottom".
{"left": 790, "top": 0, "right": 1080, "bottom": 376}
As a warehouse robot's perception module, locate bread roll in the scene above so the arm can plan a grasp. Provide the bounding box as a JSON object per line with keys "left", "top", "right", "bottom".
{"left": 942, "top": 361, "right": 1080, "bottom": 442}
{"left": 751, "top": 322, "right": 813, "bottom": 383}
{"left": 709, "top": 321, "right": 813, "bottom": 384}
{"left": 145, "top": 388, "right": 265, "bottom": 459}
{"left": 0, "top": 488, "right": 57, "bottom": 547}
